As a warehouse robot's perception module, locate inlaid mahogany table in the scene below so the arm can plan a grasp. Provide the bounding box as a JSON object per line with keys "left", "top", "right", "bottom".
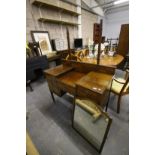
{"left": 44, "top": 60, "right": 115, "bottom": 107}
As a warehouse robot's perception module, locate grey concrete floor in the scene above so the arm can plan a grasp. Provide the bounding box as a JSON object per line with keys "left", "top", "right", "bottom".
{"left": 26, "top": 75, "right": 129, "bottom": 155}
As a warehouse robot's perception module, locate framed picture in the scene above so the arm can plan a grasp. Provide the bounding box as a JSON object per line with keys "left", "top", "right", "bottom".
{"left": 31, "top": 31, "right": 55, "bottom": 57}
{"left": 72, "top": 98, "right": 112, "bottom": 153}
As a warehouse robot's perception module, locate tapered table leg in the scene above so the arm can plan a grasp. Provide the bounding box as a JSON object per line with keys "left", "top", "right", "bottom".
{"left": 105, "top": 79, "right": 113, "bottom": 111}
{"left": 50, "top": 91, "right": 55, "bottom": 103}
{"left": 105, "top": 92, "right": 110, "bottom": 112}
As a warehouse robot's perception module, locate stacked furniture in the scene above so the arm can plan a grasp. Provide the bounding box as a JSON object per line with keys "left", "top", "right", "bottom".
{"left": 117, "top": 24, "right": 129, "bottom": 70}
{"left": 26, "top": 55, "right": 49, "bottom": 91}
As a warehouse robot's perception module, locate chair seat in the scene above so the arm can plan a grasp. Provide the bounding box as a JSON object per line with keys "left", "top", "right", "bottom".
{"left": 107, "top": 69, "right": 129, "bottom": 113}
{"left": 111, "top": 78, "right": 126, "bottom": 94}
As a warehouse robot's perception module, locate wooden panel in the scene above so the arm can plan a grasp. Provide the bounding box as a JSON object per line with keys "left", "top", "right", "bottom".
{"left": 58, "top": 82, "right": 75, "bottom": 94}
{"left": 76, "top": 85, "right": 110, "bottom": 107}
{"left": 57, "top": 71, "right": 85, "bottom": 95}
{"left": 45, "top": 74, "right": 65, "bottom": 96}
{"left": 76, "top": 72, "right": 112, "bottom": 95}
{"left": 117, "top": 24, "right": 129, "bottom": 57}
{"left": 76, "top": 85, "right": 101, "bottom": 104}
{"left": 75, "top": 71, "right": 112, "bottom": 106}
{"left": 62, "top": 60, "right": 115, "bottom": 75}
{"left": 44, "top": 64, "right": 73, "bottom": 76}
{"left": 93, "top": 23, "right": 101, "bottom": 44}
{"left": 58, "top": 71, "right": 85, "bottom": 88}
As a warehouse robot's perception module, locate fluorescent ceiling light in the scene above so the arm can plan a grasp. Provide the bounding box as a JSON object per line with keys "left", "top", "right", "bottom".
{"left": 114, "top": 0, "right": 129, "bottom": 5}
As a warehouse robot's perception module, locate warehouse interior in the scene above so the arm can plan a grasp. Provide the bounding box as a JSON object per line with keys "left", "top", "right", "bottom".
{"left": 26, "top": 0, "right": 129, "bottom": 155}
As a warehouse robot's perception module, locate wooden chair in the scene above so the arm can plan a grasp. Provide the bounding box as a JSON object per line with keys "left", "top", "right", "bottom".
{"left": 75, "top": 49, "right": 88, "bottom": 58}
{"left": 65, "top": 53, "right": 81, "bottom": 61}
{"left": 106, "top": 69, "right": 129, "bottom": 113}
{"left": 75, "top": 50, "right": 83, "bottom": 57}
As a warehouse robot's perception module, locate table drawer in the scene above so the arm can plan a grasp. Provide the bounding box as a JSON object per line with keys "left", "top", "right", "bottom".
{"left": 58, "top": 82, "right": 76, "bottom": 95}
{"left": 46, "top": 75, "right": 64, "bottom": 96}
{"left": 76, "top": 85, "right": 102, "bottom": 105}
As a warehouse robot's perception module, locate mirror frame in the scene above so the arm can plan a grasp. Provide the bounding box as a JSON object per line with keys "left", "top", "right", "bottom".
{"left": 72, "top": 97, "right": 112, "bottom": 153}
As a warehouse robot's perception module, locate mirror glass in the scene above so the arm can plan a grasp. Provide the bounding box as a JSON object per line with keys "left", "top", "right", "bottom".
{"left": 73, "top": 99, "right": 111, "bottom": 151}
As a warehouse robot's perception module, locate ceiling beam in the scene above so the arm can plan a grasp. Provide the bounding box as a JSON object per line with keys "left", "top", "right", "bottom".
{"left": 82, "top": 0, "right": 104, "bottom": 16}
{"left": 105, "top": 4, "right": 129, "bottom": 14}
{"left": 91, "top": 0, "right": 116, "bottom": 9}
{"left": 91, "top": 0, "right": 129, "bottom": 9}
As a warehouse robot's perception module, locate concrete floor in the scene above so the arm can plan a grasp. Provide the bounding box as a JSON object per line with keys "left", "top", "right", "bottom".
{"left": 26, "top": 75, "right": 129, "bottom": 155}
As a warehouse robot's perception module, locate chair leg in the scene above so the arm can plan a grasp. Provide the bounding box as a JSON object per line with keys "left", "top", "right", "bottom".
{"left": 117, "top": 95, "right": 122, "bottom": 113}
{"left": 50, "top": 91, "right": 55, "bottom": 103}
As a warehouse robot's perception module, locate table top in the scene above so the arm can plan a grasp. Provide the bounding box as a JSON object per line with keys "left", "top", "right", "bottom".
{"left": 58, "top": 71, "right": 85, "bottom": 87}
{"left": 44, "top": 65, "right": 73, "bottom": 76}
{"left": 80, "top": 54, "right": 124, "bottom": 66}
{"left": 76, "top": 71, "right": 112, "bottom": 94}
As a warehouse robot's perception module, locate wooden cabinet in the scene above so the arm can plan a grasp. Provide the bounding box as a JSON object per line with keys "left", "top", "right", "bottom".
{"left": 93, "top": 23, "right": 101, "bottom": 44}
{"left": 117, "top": 24, "right": 129, "bottom": 57}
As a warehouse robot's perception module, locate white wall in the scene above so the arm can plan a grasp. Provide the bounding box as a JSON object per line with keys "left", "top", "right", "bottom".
{"left": 103, "top": 6, "right": 129, "bottom": 39}
{"left": 81, "top": 9, "right": 98, "bottom": 46}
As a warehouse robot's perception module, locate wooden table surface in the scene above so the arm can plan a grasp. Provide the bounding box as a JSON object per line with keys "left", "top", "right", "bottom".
{"left": 44, "top": 62, "right": 115, "bottom": 106}
{"left": 58, "top": 71, "right": 85, "bottom": 87}
{"left": 44, "top": 64, "right": 73, "bottom": 76}
{"left": 80, "top": 54, "right": 124, "bottom": 66}
{"left": 76, "top": 71, "right": 112, "bottom": 94}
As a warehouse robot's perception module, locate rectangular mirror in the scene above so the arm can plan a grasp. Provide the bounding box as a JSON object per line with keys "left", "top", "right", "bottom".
{"left": 73, "top": 98, "right": 112, "bottom": 153}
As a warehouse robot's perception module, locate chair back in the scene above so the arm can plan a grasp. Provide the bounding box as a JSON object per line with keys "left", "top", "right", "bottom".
{"left": 121, "top": 70, "right": 129, "bottom": 94}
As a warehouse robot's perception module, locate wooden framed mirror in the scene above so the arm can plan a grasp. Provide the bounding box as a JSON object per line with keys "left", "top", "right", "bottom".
{"left": 72, "top": 97, "right": 112, "bottom": 153}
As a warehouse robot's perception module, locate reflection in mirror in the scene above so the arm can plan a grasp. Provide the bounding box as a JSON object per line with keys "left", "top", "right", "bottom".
{"left": 73, "top": 98, "right": 112, "bottom": 152}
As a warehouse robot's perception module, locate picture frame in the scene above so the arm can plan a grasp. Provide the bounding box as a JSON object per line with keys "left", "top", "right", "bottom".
{"left": 72, "top": 97, "right": 112, "bottom": 153}
{"left": 31, "top": 31, "right": 55, "bottom": 57}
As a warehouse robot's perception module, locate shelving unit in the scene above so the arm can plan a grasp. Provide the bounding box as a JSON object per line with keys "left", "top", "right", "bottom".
{"left": 32, "top": 0, "right": 81, "bottom": 16}
{"left": 38, "top": 17, "right": 79, "bottom": 26}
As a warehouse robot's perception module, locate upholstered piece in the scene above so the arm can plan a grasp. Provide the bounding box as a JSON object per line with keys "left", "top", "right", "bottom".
{"left": 111, "top": 78, "right": 128, "bottom": 94}
{"left": 26, "top": 132, "right": 40, "bottom": 155}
